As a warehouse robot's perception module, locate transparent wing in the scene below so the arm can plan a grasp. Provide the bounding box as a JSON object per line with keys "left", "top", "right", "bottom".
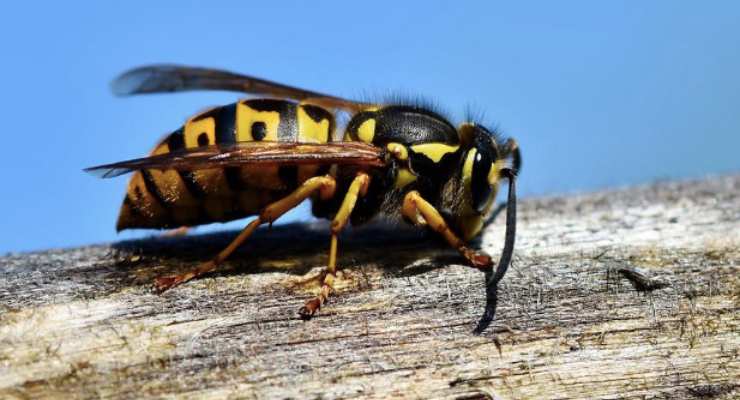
{"left": 85, "top": 141, "right": 386, "bottom": 179}
{"left": 112, "top": 64, "right": 368, "bottom": 112}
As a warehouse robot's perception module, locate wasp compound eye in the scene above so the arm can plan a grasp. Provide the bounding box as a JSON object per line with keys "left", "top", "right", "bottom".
{"left": 471, "top": 149, "right": 493, "bottom": 214}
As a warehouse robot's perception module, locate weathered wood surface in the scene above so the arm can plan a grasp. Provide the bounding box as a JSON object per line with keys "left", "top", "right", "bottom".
{"left": 1, "top": 175, "right": 738, "bottom": 400}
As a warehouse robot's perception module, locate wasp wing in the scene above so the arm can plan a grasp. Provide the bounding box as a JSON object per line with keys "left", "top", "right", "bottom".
{"left": 112, "top": 64, "right": 368, "bottom": 112}
{"left": 85, "top": 141, "right": 386, "bottom": 179}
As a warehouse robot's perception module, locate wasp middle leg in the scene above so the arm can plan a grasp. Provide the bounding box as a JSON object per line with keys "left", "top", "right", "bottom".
{"left": 299, "top": 172, "right": 370, "bottom": 318}
{"left": 154, "top": 175, "right": 337, "bottom": 293}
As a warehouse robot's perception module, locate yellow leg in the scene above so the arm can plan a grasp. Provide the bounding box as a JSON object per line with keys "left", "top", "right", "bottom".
{"left": 402, "top": 191, "right": 493, "bottom": 269}
{"left": 299, "top": 172, "right": 370, "bottom": 318}
{"left": 154, "top": 175, "right": 337, "bottom": 293}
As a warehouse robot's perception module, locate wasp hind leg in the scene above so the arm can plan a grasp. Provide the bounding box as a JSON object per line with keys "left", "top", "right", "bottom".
{"left": 153, "top": 175, "right": 337, "bottom": 293}
{"left": 160, "top": 226, "right": 190, "bottom": 238}
{"left": 401, "top": 190, "right": 493, "bottom": 269}
{"left": 299, "top": 172, "right": 370, "bottom": 318}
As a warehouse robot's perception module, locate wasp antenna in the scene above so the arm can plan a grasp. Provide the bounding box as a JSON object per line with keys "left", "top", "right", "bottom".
{"left": 504, "top": 138, "right": 521, "bottom": 175}
{"left": 474, "top": 168, "right": 516, "bottom": 334}
{"left": 481, "top": 138, "right": 521, "bottom": 230}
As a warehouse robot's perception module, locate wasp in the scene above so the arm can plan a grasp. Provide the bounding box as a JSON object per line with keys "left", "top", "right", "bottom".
{"left": 86, "top": 65, "right": 520, "bottom": 333}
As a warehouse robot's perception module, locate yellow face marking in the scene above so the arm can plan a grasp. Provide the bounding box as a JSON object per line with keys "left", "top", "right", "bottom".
{"left": 459, "top": 153, "right": 505, "bottom": 241}
{"left": 386, "top": 142, "right": 408, "bottom": 160}
{"left": 462, "top": 149, "right": 476, "bottom": 186}
{"left": 394, "top": 167, "right": 417, "bottom": 189}
{"left": 488, "top": 159, "right": 504, "bottom": 185}
{"left": 459, "top": 149, "right": 482, "bottom": 240}
{"left": 460, "top": 179, "right": 499, "bottom": 241}
{"left": 410, "top": 143, "right": 459, "bottom": 163}
{"left": 236, "top": 102, "right": 281, "bottom": 142}
{"left": 356, "top": 118, "right": 376, "bottom": 143}
{"left": 184, "top": 116, "right": 216, "bottom": 148}
{"left": 297, "top": 106, "right": 330, "bottom": 143}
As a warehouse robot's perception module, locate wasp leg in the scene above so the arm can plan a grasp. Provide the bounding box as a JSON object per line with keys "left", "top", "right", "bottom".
{"left": 299, "top": 172, "right": 370, "bottom": 318}
{"left": 402, "top": 191, "right": 493, "bottom": 269}
{"left": 160, "top": 226, "right": 190, "bottom": 238}
{"left": 154, "top": 175, "right": 337, "bottom": 293}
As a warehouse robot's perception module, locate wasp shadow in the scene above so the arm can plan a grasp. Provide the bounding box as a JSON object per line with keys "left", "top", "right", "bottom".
{"left": 112, "top": 221, "right": 467, "bottom": 287}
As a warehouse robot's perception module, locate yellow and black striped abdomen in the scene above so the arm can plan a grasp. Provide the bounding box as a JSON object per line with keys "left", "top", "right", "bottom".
{"left": 117, "top": 99, "right": 335, "bottom": 230}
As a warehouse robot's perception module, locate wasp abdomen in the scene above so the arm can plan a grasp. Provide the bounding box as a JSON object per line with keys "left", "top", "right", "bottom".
{"left": 117, "top": 99, "right": 335, "bottom": 230}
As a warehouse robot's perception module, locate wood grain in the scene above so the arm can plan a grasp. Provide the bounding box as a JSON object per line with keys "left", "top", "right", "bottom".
{"left": 1, "top": 175, "right": 738, "bottom": 399}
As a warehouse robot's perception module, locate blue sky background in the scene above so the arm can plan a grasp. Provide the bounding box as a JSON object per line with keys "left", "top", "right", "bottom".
{"left": 1, "top": 1, "right": 738, "bottom": 253}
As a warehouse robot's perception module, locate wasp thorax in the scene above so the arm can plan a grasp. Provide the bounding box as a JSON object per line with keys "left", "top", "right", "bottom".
{"left": 346, "top": 105, "right": 459, "bottom": 146}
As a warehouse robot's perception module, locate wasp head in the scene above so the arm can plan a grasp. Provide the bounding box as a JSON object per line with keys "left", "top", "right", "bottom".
{"left": 441, "top": 123, "right": 519, "bottom": 241}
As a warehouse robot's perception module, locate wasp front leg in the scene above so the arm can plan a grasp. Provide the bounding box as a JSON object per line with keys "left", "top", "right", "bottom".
{"left": 299, "top": 172, "right": 370, "bottom": 318}
{"left": 402, "top": 191, "right": 493, "bottom": 269}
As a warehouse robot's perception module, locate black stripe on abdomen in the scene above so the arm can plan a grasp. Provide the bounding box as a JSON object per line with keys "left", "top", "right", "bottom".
{"left": 167, "top": 128, "right": 206, "bottom": 198}
{"left": 278, "top": 103, "right": 297, "bottom": 141}
{"left": 123, "top": 194, "right": 143, "bottom": 219}
{"left": 215, "top": 103, "right": 236, "bottom": 145}
{"left": 224, "top": 167, "right": 248, "bottom": 191}
{"left": 191, "top": 104, "right": 237, "bottom": 145}
{"left": 278, "top": 165, "right": 298, "bottom": 189}
{"left": 141, "top": 169, "right": 169, "bottom": 209}
{"left": 179, "top": 171, "right": 207, "bottom": 198}
{"left": 244, "top": 99, "right": 297, "bottom": 141}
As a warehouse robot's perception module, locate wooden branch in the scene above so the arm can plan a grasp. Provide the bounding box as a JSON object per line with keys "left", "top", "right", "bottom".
{"left": 1, "top": 175, "right": 738, "bottom": 399}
